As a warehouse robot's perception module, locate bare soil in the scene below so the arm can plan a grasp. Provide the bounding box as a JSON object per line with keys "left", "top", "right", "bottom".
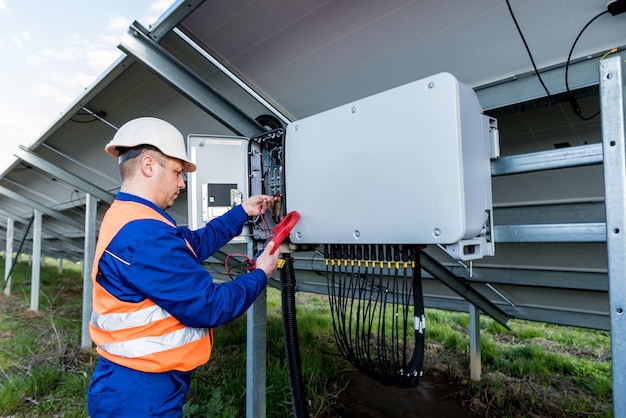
{"left": 327, "top": 337, "right": 612, "bottom": 418}
{"left": 326, "top": 341, "right": 488, "bottom": 417}
{"left": 334, "top": 370, "right": 482, "bottom": 417}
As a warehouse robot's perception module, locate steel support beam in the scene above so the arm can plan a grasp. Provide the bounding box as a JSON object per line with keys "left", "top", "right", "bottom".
{"left": 146, "top": 0, "right": 206, "bottom": 40}
{"left": 491, "top": 143, "right": 602, "bottom": 176}
{"left": 246, "top": 294, "right": 267, "bottom": 418}
{"left": 81, "top": 194, "right": 97, "bottom": 348}
{"left": 14, "top": 146, "right": 114, "bottom": 204}
{"left": 244, "top": 239, "right": 268, "bottom": 418}
{"left": 419, "top": 251, "right": 511, "bottom": 329}
{"left": 173, "top": 28, "right": 293, "bottom": 126}
{"left": 3, "top": 217, "right": 13, "bottom": 295}
{"left": 494, "top": 222, "right": 606, "bottom": 243}
{"left": 427, "top": 296, "right": 611, "bottom": 330}
{"left": 0, "top": 185, "right": 83, "bottom": 230}
{"left": 600, "top": 54, "right": 626, "bottom": 418}
{"left": 119, "top": 22, "right": 264, "bottom": 138}
{"left": 475, "top": 51, "right": 613, "bottom": 111}
{"left": 208, "top": 245, "right": 268, "bottom": 418}
{"left": 445, "top": 266, "right": 607, "bottom": 292}
{"left": 30, "top": 209, "right": 42, "bottom": 312}
{"left": 469, "top": 304, "right": 481, "bottom": 381}
{"left": 0, "top": 207, "right": 81, "bottom": 253}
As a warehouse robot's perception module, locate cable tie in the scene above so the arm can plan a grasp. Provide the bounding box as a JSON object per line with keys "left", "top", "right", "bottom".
{"left": 414, "top": 314, "right": 426, "bottom": 333}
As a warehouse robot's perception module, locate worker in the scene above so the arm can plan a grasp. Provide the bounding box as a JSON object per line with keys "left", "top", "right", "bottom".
{"left": 86, "top": 117, "right": 280, "bottom": 417}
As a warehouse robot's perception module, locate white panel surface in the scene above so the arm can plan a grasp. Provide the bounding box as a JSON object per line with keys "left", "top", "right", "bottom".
{"left": 285, "top": 72, "right": 491, "bottom": 245}
{"left": 187, "top": 135, "right": 249, "bottom": 238}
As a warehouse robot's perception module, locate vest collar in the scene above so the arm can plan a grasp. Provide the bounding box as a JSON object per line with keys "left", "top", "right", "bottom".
{"left": 115, "top": 192, "right": 178, "bottom": 226}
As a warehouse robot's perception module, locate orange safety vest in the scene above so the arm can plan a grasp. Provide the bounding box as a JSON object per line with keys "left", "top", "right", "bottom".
{"left": 89, "top": 199, "right": 213, "bottom": 372}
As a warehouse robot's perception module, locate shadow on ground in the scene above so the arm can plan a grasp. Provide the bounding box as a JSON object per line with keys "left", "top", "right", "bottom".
{"left": 333, "top": 370, "right": 483, "bottom": 417}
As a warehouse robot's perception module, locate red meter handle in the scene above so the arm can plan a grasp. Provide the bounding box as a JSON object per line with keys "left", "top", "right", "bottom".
{"left": 269, "top": 211, "right": 300, "bottom": 254}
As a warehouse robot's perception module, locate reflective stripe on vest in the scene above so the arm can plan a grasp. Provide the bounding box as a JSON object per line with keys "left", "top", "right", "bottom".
{"left": 90, "top": 199, "right": 213, "bottom": 372}
{"left": 91, "top": 303, "right": 171, "bottom": 330}
{"left": 98, "top": 327, "right": 209, "bottom": 358}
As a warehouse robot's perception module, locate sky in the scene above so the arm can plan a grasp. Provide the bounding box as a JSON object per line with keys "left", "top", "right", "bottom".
{"left": 0, "top": 0, "right": 176, "bottom": 171}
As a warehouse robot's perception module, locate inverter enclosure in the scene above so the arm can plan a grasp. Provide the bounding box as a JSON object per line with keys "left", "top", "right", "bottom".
{"left": 284, "top": 72, "right": 492, "bottom": 245}
{"left": 187, "top": 134, "right": 249, "bottom": 242}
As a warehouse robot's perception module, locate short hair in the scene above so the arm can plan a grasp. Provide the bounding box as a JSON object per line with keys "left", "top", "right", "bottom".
{"left": 118, "top": 145, "right": 168, "bottom": 180}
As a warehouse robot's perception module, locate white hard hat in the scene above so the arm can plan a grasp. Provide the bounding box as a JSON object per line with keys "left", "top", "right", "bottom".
{"left": 105, "top": 117, "right": 196, "bottom": 172}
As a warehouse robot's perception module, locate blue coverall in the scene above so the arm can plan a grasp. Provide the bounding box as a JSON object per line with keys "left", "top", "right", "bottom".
{"left": 87, "top": 192, "right": 267, "bottom": 417}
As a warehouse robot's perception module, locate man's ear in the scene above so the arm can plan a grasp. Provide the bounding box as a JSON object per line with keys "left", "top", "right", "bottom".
{"left": 140, "top": 154, "right": 155, "bottom": 177}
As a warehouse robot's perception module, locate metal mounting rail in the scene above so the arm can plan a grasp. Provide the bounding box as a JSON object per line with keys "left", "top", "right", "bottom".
{"left": 491, "top": 142, "right": 603, "bottom": 176}
{"left": 119, "top": 21, "right": 263, "bottom": 138}
{"left": 494, "top": 222, "right": 606, "bottom": 242}
{"left": 600, "top": 54, "right": 626, "bottom": 418}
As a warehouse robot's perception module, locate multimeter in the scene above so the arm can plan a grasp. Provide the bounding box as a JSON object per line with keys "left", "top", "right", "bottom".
{"left": 268, "top": 211, "right": 300, "bottom": 254}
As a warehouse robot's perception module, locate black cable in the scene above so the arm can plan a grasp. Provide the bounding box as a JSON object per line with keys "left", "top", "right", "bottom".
{"left": 310, "top": 247, "right": 327, "bottom": 276}
{"left": 326, "top": 244, "right": 424, "bottom": 388}
{"left": 70, "top": 116, "right": 98, "bottom": 124}
{"left": 565, "top": 10, "right": 608, "bottom": 121}
{"left": 405, "top": 246, "right": 425, "bottom": 384}
{"left": 3, "top": 217, "right": 35, "bottom": 292}
{"left": 70, "top": 111, "right": 99, "bottom": 124}
{"left": 505, "top": 0, "right": 554, "bottom": 107}
{"left": 280, "top": 253, "right": 309, "bottom": 418}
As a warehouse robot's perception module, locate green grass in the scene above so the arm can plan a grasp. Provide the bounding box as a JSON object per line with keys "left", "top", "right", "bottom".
{"left": 426, "top": 308, "right": 613, "bottom": 417}
{"left": 0, "top": 256, "right": 615, "bottom": 417}
{"left": 184, "top": 290, "right": 346, "bottom": 417}
{"left": 0, "top": 256, "right": 90, "bottom": 418}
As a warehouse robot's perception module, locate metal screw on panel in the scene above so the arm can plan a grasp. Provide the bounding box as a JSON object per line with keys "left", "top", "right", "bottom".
{"left": 296, "top": 232, "right": 302, "bottom": 239}
{"left": 427, "top": 82, "right": 435, "bottom": 89}
{"left": 354, "top": 230, "right": 360, "bottom": 239}
{"left": 433, "top": 228, "right": 441, "bottom": 237}
{"left": 607, "top": 73, "right": 613, "bottom": 79}
{"left": 351, "top": 106, "right": 357, "bottom": 114}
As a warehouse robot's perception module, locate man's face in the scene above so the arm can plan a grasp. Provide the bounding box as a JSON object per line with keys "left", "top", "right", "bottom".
{"left": 153, "top": 157, "right": 186, "bottom": 209}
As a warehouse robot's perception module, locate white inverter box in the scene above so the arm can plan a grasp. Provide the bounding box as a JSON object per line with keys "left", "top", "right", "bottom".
{"left": 284, "top": 72, "right": 493, "bottom": 248}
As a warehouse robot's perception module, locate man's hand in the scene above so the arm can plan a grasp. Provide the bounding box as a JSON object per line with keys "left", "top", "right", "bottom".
{"left": 242, "top": 194, "right": 277, "bottom": 216}
{"left": 255, "top": 241, "right": 280, "bottom": 279}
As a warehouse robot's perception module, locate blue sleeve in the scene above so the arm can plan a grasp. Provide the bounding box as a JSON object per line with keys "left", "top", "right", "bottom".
{"left": 99, "top": 215, "right": 267, "bottom": 328}
{"left": 178, "top": 205, "right": 249, "bottom": 261}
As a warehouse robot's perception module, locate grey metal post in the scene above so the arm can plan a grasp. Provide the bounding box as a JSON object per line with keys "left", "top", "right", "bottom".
{"left": 600, "top": 54, "right": 626, "bottom": 418}
{"left": 82, "top": 193, "right": 97, "bottom": 348}
{"left": 246, "top": 240, "right": 267, "bottom": 418}
{"left": 4, "top": 217, "right": 14, "bottom": 295}
{"left": 469, "top": 304, "right": 481, "bottom": 381}
{"left": 30, "top": 209, "right": 42, "bottom": 312}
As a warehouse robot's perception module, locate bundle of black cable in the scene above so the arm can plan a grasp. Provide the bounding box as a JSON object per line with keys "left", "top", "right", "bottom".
{"left": 325, "top": 244, "right": 425, "bottom": 388}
